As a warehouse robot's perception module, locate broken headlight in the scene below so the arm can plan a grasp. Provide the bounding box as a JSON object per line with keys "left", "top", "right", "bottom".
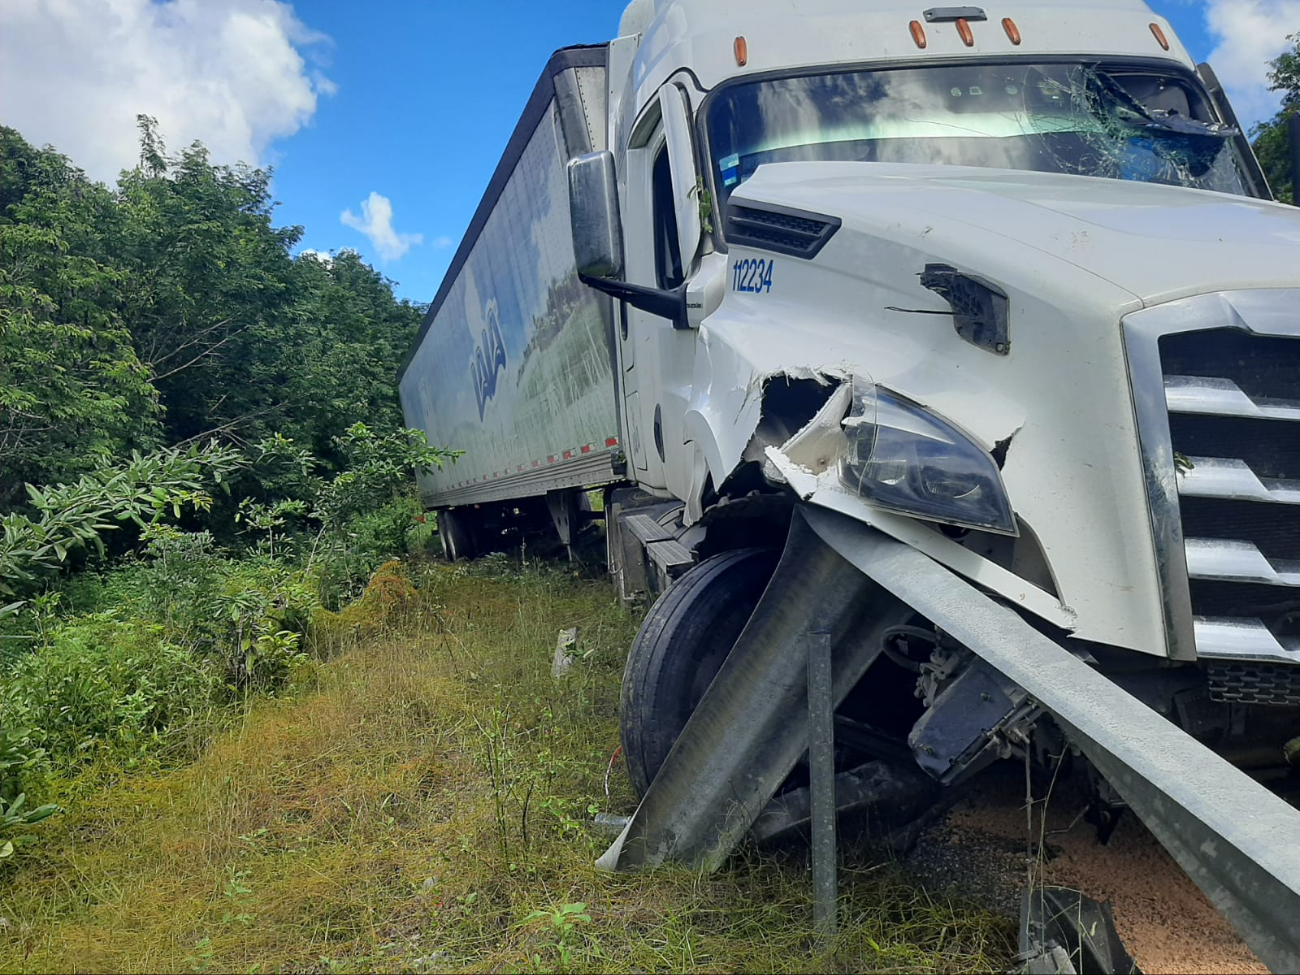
{"left": 838, "top": 382, "right": 1016, "bottom": 535}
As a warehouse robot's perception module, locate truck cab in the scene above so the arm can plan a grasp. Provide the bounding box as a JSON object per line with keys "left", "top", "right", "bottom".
{"left": 566, "top": 6, "right": 1300, "bottom": 956}
{"left": 576, "top": 0, "right": 1297, "bottom": 671}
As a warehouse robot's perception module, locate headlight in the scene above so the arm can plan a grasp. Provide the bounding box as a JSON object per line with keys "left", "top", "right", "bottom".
{"left": 838, "top": 380, "right": 1016, "bottom": 535}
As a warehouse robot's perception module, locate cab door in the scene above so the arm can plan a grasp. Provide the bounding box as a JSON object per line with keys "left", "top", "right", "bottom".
{"left": 618, "top": 84, "right": 705, "bottom": 496}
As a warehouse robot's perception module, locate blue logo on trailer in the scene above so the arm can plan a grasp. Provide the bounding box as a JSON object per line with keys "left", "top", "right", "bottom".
{"left": 470, "top": 302, "right": 508, "bottom": 421}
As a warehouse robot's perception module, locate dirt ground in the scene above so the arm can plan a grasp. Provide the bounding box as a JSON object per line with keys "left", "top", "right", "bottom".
{"left": 903, "top": 764, "right": 1269, "bottom": 975}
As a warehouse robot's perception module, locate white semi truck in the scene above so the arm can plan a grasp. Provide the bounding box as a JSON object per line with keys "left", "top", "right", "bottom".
{"left": 399, "top": 1, "right": 1300, "bottom": 966}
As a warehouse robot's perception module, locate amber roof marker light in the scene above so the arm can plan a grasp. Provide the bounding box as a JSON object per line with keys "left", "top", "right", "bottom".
{"left": 956, "top": 17, "right": 974, "bottom": 46}
{"left": 1002, "top": 17, "right": 1021, "bottom": 45}
{"left": 1149, "top": 22, "right": 1170, "bottom": 51}
{"left": 909, "top": 20, "right": 927, "bottom": 49}
{"left": 733, "top": 35, "right": 747, "bottom": 66}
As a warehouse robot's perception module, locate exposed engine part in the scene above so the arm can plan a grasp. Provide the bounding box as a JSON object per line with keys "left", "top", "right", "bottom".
{"left": 909, "top": 656, "right": 1044, "bottom": 785}
{"left": 915, "top": 641, "right": 966, "bottom": 708}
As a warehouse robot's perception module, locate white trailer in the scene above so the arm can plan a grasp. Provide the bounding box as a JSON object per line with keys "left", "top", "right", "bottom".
{"left": 396, "top": 48, "right": 623, "bottom": 557}
{"left": 401, "top": 2, "right": 1300, "bottom": 967}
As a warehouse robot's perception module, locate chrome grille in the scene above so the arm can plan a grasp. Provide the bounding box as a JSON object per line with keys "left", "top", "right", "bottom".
{"left": 1160, "top": 325, "right": 1300, "bottom": 663}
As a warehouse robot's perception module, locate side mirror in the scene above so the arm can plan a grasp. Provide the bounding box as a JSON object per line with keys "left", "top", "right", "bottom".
{"left": 568, "top": 151, "right": 623, "bottom": 279}
{"left": 567, "top": 149, "right": 690, "bottom": 328}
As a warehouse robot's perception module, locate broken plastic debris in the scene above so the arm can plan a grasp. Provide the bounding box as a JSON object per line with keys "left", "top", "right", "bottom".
{"left": 551, "top": 627, "right": 579, "bottom": 678}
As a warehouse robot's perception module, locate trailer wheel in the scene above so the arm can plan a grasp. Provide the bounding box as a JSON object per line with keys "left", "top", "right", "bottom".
{"left": 438, "top": 507, "right": 479, "bottom": 562}
{"left": 621, "top": 547, "right": 780, "bottom": 796}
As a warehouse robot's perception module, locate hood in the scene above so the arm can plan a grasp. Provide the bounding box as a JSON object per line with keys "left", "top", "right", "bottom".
{"left": 729, "top": 162, "right": 1300, "bottom": 306}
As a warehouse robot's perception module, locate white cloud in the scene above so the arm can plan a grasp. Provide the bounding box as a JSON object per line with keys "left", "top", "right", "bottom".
{"left": 1203, "top": 0, "right": 1300, "bottom": 126}
{"left": 433, "top": 235, "right": 455, "bottom": 249}
{"left": 0, "top": 0, "right": 331, "bottom": 183}
{"left": 340, "top": 192, "right": 423, "bottom": 261}
{"left": 298, "top": 248, "right": 333, "bottom": 265}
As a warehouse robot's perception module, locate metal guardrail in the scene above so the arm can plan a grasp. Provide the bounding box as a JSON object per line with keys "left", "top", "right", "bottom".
{"left": 599, "top": 506, "right": 1300, "bottom": 972}
{"left": 802, "top": 506, "right": 1300, "bottom": 973}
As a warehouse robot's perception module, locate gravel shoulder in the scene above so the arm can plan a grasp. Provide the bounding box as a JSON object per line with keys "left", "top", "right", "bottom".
{"left": 902, "top": 763, "right": 1268, "bottom": 975}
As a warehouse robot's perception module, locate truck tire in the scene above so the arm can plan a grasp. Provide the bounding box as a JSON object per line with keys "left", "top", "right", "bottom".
{"left": 621, "top": 547, "right": 781, "bottom": 796}
{"left": 438, "top": 507, "right": 479, "bottom": 562}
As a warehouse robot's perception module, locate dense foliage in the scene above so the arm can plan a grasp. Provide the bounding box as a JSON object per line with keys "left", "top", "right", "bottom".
{"left": 0, "top": 118, "right": 425, "bottom": 509}
{"left": 0, "top": 121, "right": 450, "bottom": 862}
{"left": 1252, "top": 33, "right": 1300, "bottom": 204}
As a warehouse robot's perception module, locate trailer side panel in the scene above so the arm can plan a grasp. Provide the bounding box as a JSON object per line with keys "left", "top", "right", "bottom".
{"left": 398, "top": 48, "right": 621, "bottom": 507}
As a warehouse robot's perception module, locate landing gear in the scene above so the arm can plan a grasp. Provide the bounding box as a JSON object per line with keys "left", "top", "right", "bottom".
{"left": 437, "top": 507, "right": 480, "bottom": 562}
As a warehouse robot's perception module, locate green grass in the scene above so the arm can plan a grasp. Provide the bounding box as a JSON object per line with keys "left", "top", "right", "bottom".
{"left": 0, "top": 556, "right": 1012, "bottom": 974}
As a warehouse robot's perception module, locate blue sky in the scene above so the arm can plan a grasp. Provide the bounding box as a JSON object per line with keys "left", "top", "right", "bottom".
{"left": 275, "top": 1, "right": 624, "bottom": 301}
{"left": 2, "top": 1, "right": 1295, "bottom": 302}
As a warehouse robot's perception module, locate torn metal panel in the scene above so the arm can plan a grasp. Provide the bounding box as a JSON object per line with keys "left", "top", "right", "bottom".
{"left": 762, "top": 381, "right": 851, "bottom": 481}
{"left": 801, "top": 506, "right": 1300, "bottom": 974}
{"left": 685, "top": 319, "right": 848, "bottom": 504}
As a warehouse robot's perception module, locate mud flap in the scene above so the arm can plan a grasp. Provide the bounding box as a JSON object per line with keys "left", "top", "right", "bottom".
{"left": 800, "top": 505, "right": 1300, "bottom": 974}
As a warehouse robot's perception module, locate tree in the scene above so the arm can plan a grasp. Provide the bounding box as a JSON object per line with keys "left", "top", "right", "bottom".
{"left": 113, "top": 117, "right": 304, "bottom": 446}
{"left": 0, "top": 128, "right": 160, "bottom": 509}
{"left": 1251, "top": 33, "right": 1299, "bottom": 205}
{"left": 277, "top": 250, "right": 424, "bottom": 467}
{"left": 111, "top": 118, "right": 422, "bottom": 466}
{"left": 1, "top": 120, "right": 425, "bottom": 512}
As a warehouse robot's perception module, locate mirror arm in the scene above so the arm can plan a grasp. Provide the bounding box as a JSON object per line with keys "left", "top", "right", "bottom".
{"left": 580, "top": 274, "right": 690, "bottom": 329}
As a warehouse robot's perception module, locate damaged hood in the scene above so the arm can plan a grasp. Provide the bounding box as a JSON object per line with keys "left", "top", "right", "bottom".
{"left": 730, "top": 161, "right": 1300, "bottom": 306}
{"left": 693, "top": 161, "right": 1300, "bottom": 657}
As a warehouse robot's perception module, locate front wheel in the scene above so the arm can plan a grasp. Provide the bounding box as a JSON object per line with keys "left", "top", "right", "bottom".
{"left": 620, "top": 547, "right": 780, "bottom": 796}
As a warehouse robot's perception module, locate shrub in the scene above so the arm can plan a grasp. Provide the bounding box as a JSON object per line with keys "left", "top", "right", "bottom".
{"left": 0, "top": 441, "right": 245, "bottom": 611}
{"left": 2, "top": 614, "right": 221, "bottom": 768}
{"left": 312, "top": 493, "right": 426, "bottom": 609}
{"left": 0, "top": 725, "right": 58, "bottom": 861}
{"left": 310, "top": 560, "right": 415, "bottom": 655}
{"left": 214, "top": 559, "right": 316, "bottom": 689}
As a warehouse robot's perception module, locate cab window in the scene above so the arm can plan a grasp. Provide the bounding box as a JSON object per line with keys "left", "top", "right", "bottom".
{"left": 652, "top": 145, "right": 684, "bottom": 289}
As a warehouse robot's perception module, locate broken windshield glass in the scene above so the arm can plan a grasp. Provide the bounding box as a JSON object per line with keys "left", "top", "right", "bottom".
{"left": 706, "top": 62, "right": 1255, "bottom": 205}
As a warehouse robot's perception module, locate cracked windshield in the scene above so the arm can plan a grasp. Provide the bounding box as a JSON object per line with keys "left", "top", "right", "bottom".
{"left": 707, "top": 62, "right": 1256, "bottom": 203}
